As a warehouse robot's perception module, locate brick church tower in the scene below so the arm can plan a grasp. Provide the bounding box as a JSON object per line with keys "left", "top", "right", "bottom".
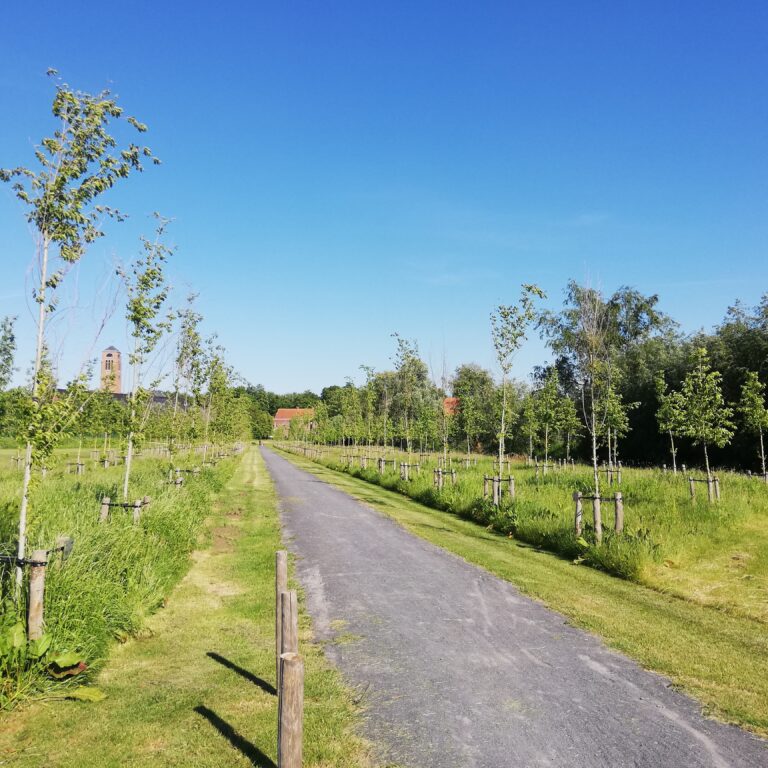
{"left": 100, "top": 347, "right": 122, "bottom": 393}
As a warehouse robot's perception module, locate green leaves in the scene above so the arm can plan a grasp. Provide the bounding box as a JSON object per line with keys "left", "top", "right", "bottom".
{"left": 64, "top": 686, "right": 107, "bottom": 702}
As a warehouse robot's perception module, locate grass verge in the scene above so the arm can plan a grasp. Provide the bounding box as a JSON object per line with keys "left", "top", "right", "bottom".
{"left": 0, "top": 447, "right": 371, "bottom": 767}
{"left": 276, "top": 448, "right": 768, "bottom": 739}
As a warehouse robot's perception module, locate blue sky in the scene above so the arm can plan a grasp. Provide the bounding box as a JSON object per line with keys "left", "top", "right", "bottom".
{"left": 1, "top": 1, "right": 766, "bottom": 392}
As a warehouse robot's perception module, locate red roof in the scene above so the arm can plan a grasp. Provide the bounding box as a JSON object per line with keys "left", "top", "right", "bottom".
{"left": 443, "top": 397, "right": 459, "bottom": 416}
{"left": 273, "top": 408, "right": 315, "bottom": 425}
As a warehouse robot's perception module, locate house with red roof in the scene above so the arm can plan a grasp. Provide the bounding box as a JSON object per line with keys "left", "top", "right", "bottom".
{"left": 273, "top": 407, "right": 315, "bottom": 434}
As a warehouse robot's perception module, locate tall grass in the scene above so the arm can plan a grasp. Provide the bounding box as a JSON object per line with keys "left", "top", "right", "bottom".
{"left": 0, "top": 448, "right": 237, "bottom": 708}
{"left": 277, "top": 443, "right": 768, "bottom": 622}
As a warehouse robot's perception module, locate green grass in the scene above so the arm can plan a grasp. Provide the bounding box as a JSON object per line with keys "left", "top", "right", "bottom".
{"left": 0, "top": 446, "right": 237, "bottom": 707}
{"left": 277, "top": 447, "right": 768, "bottom": 738}
{"left": 281, "top": 444, "right": 768, "bottom": 625}
{"left": 0, "top": 446, "right": 372, "bottom": 767}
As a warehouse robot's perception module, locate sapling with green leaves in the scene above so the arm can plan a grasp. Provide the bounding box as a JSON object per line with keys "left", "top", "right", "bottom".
{"left": 678, "top": 347, "right": 734, "bottom": 478}
{"left": 603, "top": 380, "right": 637, "bottom": 467}
{"left": 490, "top": 284, "right": 545, "bottom": 468}
{"left": 558, "top": 395, "right": 581, "bottom": 462}
{"left": 119, "top": 217, "right": 173, "bottom": 500}
{"left": 359, "top": 365, "right": 377, "bottom": 447}
{"left": 0, "top": 71, "right": 158, "bottom": 593}
{"left": 391, "top": 333, "right": 423, "bottom": 454}
{"left": 655, "top": 374, "right": 685, "bottom": 474}
{"left": 534, "top": 368, "right": 561, "bottom": 464}
{"left": 738, "top": 371, "right": 768, "bottom": 478}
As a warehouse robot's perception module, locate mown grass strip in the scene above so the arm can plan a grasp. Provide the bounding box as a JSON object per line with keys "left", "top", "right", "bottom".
{"left": 276, "top": 448, "right": 768, "bottom": 739}
{"left": 0, "top": 447, "right": 372, "bottom": 767}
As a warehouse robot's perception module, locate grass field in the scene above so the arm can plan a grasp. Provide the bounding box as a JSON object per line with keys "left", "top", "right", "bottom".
{"left": 0, "top": 445, "right": 238, "bottom": 708}
{"left": 278, "top": 443, "right": 768, "bottom": 625}
{"left": 276, "top": 445, "right": 768, "bottom": 738}
{"left": 0, "top": 446, "right": 372, "bottom": 767}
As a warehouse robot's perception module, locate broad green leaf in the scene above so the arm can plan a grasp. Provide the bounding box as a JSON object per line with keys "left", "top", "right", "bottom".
{"left": 50, "top": 651, "right": 83, "bottom": 669}
{"left": 8, "top": 623, "right": 26, "bottom": 650}
{"left": 28, "top": 633, "right": 51, "bottom": 659}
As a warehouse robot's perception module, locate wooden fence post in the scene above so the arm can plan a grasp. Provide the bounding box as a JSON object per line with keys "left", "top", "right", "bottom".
{"left": 483, "top": 475, "right": 489, "bottom": 499}
{"left": 492, "top": 477, "right": 500, "bottom": 507}
{"left": 132, "top": 499, "right": 142, "bottom": 524}
{"left": 99, "top": 496, "right": 111, "bottom": 523}
{"left": 714, "top": 476, "right": 721, "bottom": 501}
{"left": 614, "top": 492, "right": 624, "bottom": 533}
{"left": 593, "top": 496, "right": 602, "bottom": 543}
{"left": 706, "top": 476, "right": 714, "bottom": 503}
{"left": 280, "top": 590, "right": 298, "bottom": 657}
{"left": 27, "top": 549, "right": 48, "bottom": 641}
{"left": 688, "top": 478, "right": 695, "bottom": 499}
{"left": 508, "top": 476, "right": 515, "bottom": 498}
{"left": 275, "top": 551, "right": 288, "bottom": 684}
{"left": 278, "top": 652, "right": 304, "bottom": 768}
{"left": 573, "top": 491, "right": 583, "bottom": 535}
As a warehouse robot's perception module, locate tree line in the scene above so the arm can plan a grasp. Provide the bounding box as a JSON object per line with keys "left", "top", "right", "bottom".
{"left": 246, "top": 282, "right": 768, "bottom": 486}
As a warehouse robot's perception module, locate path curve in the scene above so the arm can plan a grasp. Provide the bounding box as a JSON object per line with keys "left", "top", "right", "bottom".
{"left": 262, "top": 447, "right": 766, "bottom": 768}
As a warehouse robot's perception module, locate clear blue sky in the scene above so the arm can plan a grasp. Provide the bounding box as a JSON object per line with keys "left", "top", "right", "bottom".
{"left": 1, "top": 1, "right": 766, "bottom": 392}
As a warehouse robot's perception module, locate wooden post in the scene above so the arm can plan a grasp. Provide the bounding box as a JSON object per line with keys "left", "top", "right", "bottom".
{"left": 275, "top": 551, "right": 288, "bottom": 684}
{"left": 614, "top": 492, "right": 624, "bottom": 533}
{"left": 76, "top": 462, "right": 84, "bottom": 476}
{"left": 593, "top": 496, "right": 602, "bottom": 543}
{"left": 706, "top": 476, "right": 714, "bottom": 503}
{"left": 483, "top": 475, "right": 489, "bottom": 499}
{"left": 27, "top": 549, "right": 48, "bottom": 641}
{"left": 508, "top": 476, "right": 515, "bottom": 498}
{"left": 99, "top": 496, "right": 111, "bottom": 523}
{"left": 573, "top": 491, "right": 583, "bottom": 535}
{"left": 451, "top": 469, "right": 457, "bottom": 486}
{"left": 714, "top": 476, "right": 721, "bottom": 501}
{"left": 492, "top": 476, "right": 500, "bottom": 506}
{"left": 688, "top": 477, "right": 695, "bottom": 499}
{"left": 132, "top": 499, "right": 142, "bottom": 524}
{"left": 280, "top": 590, "right": 299, "bottom": 657}
{"left": 278, "top": 652, "right": 304, "bottom": 768}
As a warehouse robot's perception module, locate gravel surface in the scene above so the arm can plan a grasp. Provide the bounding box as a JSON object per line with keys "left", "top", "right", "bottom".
{"left": 263, "top": 447, "right": 767, "bottom": 768}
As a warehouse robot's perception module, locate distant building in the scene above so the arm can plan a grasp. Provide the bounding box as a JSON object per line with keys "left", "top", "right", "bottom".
{"left": 273, "top": 408, "right": 315, "bottom": 433}
{"left": 443, "top": 397, "right": 459, "bottom": 416}
{"left": 100, "top": 347, "right": 122, "bottom": 393}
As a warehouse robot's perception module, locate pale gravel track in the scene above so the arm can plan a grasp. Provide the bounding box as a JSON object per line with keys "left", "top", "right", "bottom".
{"left": 262, "top": 447, "right": 767, "bottom": 768}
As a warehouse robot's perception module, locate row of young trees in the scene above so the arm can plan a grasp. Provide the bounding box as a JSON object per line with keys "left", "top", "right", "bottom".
{"left": 0, "top": 72, "right": 250, "bottom": 595}
{"left": 267, "top": 281, "right": 768, "bottom": 496}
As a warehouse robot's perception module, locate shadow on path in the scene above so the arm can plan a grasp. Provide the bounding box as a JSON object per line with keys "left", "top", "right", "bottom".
{"left": 194, "top": 705, "right": 276, "bottom": 767}
{"left": 206, "top": 651, "right": 277, "bottom": 696}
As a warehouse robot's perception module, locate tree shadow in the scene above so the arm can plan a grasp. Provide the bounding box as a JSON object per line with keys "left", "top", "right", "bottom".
{"left": 206, "top": 651, "right": 277, "bottom": 696}
{"left": 194, "top": 705, "right": 276, "bottom": 767}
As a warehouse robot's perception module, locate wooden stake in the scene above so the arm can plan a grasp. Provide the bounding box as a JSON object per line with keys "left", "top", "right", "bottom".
{"left": 614, "top": 492, "right": 624, "bottom": 533}
{"left": 278, "top": 652, "right": 304, "bottom": 768}
{"left": 27, "top": 549, "right": 47, "bottom": 641}
{"left": 132, "top": 499, "right": 142, "bottom": 525}
{"left": 573, "top": 491, "right": 583, "bottom": 536}
{"left": 275, "top": 550, "right": 288, "bottom": 684}
{"left": 688, "top": 477, "right": 695, "bottom": 499}
{"left": 593, "top": 496, "right": 602, "bottom": 543}
{"left": 99, "top": 496, "right": 111, "bottom": 523}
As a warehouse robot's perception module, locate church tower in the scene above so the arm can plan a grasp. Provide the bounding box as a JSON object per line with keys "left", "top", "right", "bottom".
{"left": 100, "top": 347, "right": 122, "bottom": 393}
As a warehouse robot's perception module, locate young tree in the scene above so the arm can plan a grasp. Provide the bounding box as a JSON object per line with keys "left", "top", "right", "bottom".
{"left": 1, "top": 72, "right": 158, "bottom": 592}
{"left": 655, "top": 373, "right": 685, "bottom": 473}
{"left": 453, "top": 364, "right": 495, "bottom": 455}
{"left": 120, "top": 217, "right": 173, "bottom": 499}
{"left": 534, "top": 368, "right": 560, "bottom": 464}
{"left": 391, "top": 333, "right": 425, "bottom": 454}
{"left": 540, "top": 281, "right": 613, "bottom": 495}
{"left": 360, "top": 365, "right": 377, "bottom": 447}
{"left": 558, "top": 395, "right": 581, "bottom": 462}
{"left": 490, "top": 284, "right": 545, "bottom": 468}
{"left": 519, "top": 392, "right": 539, "bottom": 461}
{"left": 602, "top": 381, "right": 637, "bottom": 467}
{"left": 678, "top": 347, "right": 734, "bottom": 477}
{"left": 738, "top": 371, "right": 768, "bottom": 478}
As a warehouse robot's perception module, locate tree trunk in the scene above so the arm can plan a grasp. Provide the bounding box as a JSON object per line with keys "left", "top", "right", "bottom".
{"left": 498, "top": 375, "right": 506, "bottom": 469}
{"left": 669, "top": 431, "right": 677, "bottom": 474}
{"left": 544, "top": 425, "right": 549, "bottom": 464}
{"left": 590, "top": 382, "right": 599, "bottom": 496}
{"left": 759, "top": 427, "right": 766, "bottom": 478}
{"left": 16, "top": 236, "right": 50, "bottom": 598}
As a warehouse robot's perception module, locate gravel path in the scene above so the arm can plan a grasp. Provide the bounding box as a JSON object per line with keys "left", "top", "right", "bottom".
{"left": 262, "top": 447, "right": 767, "bottom": 768}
